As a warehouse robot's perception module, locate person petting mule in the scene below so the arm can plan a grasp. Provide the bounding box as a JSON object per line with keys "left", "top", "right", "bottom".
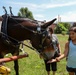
{"left": 40, "top": 27, "right": 61, "bottom": 75}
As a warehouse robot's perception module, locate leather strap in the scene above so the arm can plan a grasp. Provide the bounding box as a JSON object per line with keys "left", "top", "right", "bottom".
{"left": 0, "top": 21, "right": 2, "bottom": 33}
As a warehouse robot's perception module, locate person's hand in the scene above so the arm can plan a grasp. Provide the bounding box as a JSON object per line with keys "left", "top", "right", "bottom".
{"left": 47, "top": 59, "right": 57, "bottom": 63}
{"left": 47, "top": 57, "right": 60, "bottom": 63}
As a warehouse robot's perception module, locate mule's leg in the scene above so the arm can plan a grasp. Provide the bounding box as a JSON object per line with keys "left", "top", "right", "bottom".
{"left": 14, "top": 60, "right": 19, "bottom": 75}
{"left": 12, "top": 45, "right": 20, "bottom": 75}
{"left": 13, "top": 51, "right": 19, "bottom": 75}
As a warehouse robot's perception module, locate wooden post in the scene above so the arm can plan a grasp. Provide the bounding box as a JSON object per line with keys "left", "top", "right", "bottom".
{"left": 0, "top": 53, "right": 28, "bottom": 63}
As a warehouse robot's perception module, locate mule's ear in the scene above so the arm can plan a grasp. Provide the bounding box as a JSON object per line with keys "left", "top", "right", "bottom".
{"left": 41, "top": 18, "right": 57, "bottom": 29}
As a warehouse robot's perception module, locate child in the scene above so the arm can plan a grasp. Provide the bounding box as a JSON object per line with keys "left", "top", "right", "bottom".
{"left": 40, "top": 27, "right": 61, "bottom": 75}
{"left": 47, "top": 25, "right": 76, "bottom": 75}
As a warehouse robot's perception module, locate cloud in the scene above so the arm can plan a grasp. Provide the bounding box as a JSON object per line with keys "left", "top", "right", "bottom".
{"left": 7, "top": 1, "right": 76, "bottom": 9}
{"left": 34, "top": 14, "right": 44, "bottom": 18}
{"left": 34, "top": 14, "right": 45, "bottom": 20}
{"left": 44, "top": 2, "right": 76, "bottom": 8}
{"left": 58, "top": 12, "right": 76, "bottom": 22}
{"left": 2, "top": 0, "right": 76, "bottom": 22}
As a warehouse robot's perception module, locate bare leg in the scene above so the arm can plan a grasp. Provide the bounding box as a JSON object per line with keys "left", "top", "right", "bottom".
{"left": 69, "top": 72, "right": 74, "bottom": 75}
{"left": 47, "top": 71, "right": 50, "bottom": 75}
{"left": 53, "top": 71, "right": 56, "bottom": 75}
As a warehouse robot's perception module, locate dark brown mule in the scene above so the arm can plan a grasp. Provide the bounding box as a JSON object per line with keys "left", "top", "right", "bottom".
{"left": 0, "top": 7, "right": 57, "bottom": 75}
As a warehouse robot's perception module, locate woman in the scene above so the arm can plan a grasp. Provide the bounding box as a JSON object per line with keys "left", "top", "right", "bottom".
{"left": 40, "top": 27, "right": 61, "bottom": 75}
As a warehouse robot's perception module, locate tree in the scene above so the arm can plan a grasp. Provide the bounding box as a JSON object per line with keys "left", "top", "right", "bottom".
{"left": 61, "top": 22, "right": 70, "bottom": 29}
{"left": 18, "top": 7, "right": 34, "bottom": 20}
{"left": 55, "top": 22, "right": 70, "bottom": 34}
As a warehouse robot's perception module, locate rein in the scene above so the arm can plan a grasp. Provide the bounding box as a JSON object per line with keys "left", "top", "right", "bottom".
{"left": 8, "top": 17, "right": 50, "bottom": 51}
{"left": 1, "top": 32, "right": 35, "bottom": 50}
{"left": 10, "top": 16, "right": 39, "bottom": 34}
{"left": 10, "top": 16, "right": 47, "bottom": 35}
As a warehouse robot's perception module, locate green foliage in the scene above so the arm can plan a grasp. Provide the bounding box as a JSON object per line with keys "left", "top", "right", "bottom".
{"left": 55, "top": 22, "right": 70, "bottom": 34}
{"left": 63, "top": 23, "right": 70, "bottom": 29}
{"left": 62, "top": 31, "right": 66, "bottom": 35}
{"left": 18, "top": 7, "right": 34, "bottom": 20}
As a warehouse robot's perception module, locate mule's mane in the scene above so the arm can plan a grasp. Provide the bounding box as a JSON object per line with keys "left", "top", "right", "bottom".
{"left": 9, "top": 16, "right": 38, "bottom": 24}
{"left": 7, "top": 16, "right": 39, "bottom": 31}
{"left": 11, "top": 16, "right": 32, "bottom": 21}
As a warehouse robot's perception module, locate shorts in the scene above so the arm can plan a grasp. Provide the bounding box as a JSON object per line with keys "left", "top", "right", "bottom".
{"left": 44, "top": 60, "right": 57, "bottom": 71}
{"left": 66, "top": 66, "right": 76, "bottom": 73}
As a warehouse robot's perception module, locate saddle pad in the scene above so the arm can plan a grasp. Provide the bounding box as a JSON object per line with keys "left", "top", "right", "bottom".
{"left": 0, "top": 21, "right": 2, "bottom": 33}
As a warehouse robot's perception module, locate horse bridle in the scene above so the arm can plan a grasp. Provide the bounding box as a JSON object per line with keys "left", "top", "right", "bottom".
{"left": 2, "top": 15, "right": 52, "bottom": 53}
{"left": 11, "top": 17, "right": 53, "bottom": 52}
{"left": 34, "top": 27, "right": 53, "bottom": 53}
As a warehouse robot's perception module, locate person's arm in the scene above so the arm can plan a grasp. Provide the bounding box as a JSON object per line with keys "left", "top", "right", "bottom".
{"left": 47, "top": 41, "right": 69, "bottom": 63}
{"left": 57, "top": 43, "right": 61, "bottom": 55}
{"left": 55, "top": 35, "right": 61, "bottom": 55}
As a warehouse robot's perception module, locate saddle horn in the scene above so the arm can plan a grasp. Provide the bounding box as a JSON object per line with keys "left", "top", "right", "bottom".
{"left": 3, "top": 6, "right": 7, "bottom": 15}
{"left": 9, "top": 6, "right": 13, "bottom": 16}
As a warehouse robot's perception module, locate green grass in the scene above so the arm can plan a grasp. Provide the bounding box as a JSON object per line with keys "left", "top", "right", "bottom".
{"left": 5, "top": 34, "right": 68, "bottom": 75}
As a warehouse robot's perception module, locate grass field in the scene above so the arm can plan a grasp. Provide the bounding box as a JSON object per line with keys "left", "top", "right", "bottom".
{"left": 5, "top": 34, "right": 69, "bottom": 75}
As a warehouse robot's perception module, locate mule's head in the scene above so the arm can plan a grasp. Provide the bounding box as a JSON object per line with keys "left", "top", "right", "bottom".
{"left": 30, "top": 18, "right": 57, "bottom": 53}
{"left": 4, "top": 14, "right": 56, "bottom": 53}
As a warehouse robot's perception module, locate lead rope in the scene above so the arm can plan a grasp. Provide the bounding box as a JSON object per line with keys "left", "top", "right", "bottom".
{"left": 10, "top": 17, "right": 37, "bottom": 34}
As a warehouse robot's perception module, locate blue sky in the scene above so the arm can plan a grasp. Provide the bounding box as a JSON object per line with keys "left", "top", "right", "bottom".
{"left": 0, "top": 0, "right": 76, "bottom": 22}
